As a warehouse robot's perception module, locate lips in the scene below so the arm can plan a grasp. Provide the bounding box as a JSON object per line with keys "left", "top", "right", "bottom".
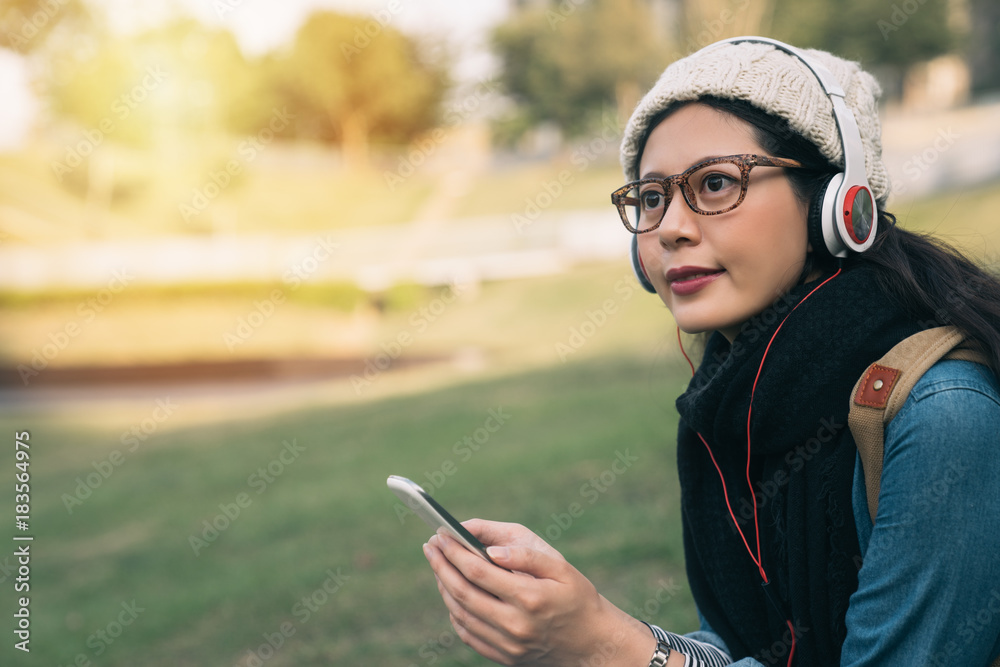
{"left": 666, "top": 265, "right": 725, "bottom": 296}
{"left": 666, "top": 266, "right": 725, "bottom": 283}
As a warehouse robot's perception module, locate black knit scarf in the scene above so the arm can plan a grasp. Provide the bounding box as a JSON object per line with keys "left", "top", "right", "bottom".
{"left": 676, "top": 264, "right": 921, "bottom": 666}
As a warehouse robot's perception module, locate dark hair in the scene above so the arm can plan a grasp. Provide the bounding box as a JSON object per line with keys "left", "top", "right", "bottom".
{"left": 636, "top": 96, "right": 1000, "bottom": 375}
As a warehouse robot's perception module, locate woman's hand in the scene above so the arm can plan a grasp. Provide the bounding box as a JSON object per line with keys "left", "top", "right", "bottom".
{"left": 422, "top": 519, "right": 656, "bottom": 666}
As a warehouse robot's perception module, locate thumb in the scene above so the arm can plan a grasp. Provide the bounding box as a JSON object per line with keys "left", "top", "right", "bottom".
{"left": 487, "top": 544, "right": 567, "bottom": 580}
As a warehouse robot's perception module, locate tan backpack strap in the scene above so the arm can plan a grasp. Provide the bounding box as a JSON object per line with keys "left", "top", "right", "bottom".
{"left": 848, "top": 326, "right": 967, "bottom": 524}
{"left": 943, "top": 347, "right": 991, "bottom": 365}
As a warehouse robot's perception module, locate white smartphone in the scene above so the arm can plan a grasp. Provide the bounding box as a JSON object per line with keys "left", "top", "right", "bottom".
{"left": 387, "top": 475, "right": 500, "bottom": 566}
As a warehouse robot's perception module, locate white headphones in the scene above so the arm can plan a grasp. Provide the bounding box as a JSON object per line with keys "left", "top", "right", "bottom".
{"left": 631, "top": 36, "right": 878, "bottom": 294}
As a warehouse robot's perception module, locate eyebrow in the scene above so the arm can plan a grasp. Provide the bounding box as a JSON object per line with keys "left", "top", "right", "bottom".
{"left": 639, "top": 154, "right": 728, "bottom": 180}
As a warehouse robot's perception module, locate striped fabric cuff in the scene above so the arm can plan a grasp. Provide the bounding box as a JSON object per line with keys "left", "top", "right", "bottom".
{"left": 644, "top": 622, "right": 732, "bottom": 667}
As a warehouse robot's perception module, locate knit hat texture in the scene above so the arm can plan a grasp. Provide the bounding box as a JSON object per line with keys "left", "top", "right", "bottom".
{"left": 620, "top": 41, "right": 889, "bottom": 202}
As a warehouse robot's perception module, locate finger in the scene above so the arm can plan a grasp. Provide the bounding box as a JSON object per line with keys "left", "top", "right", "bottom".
{"left": 432, "top": 531, "right": 513, "bottom": 591}
{"left": 448, "top": 610, "right": 520, "bottom": 667}
{"left": 436, "top": 577, "right": 525, "bottom": 664}
{"left": 432, "top": 531, "right": 572, "bottom": 618}
{"left": 425, "top": 540, "right": 524, "bottom": 660}
{"left": 463, "top": 519, "right": 559, "bottom": 556}
{"left": 486, "top": 543, "right": 575, "bottom": 583}
{"left": 424, "top": 536, "right": 505, "bottom": 613}
{"left": 438, "top": 527, "right": 571, "bottom": 586}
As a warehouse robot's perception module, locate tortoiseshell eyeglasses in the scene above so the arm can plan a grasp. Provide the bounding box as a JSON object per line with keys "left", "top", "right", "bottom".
{"left": 610, "top": 154, "right": 804, "bottom": 233}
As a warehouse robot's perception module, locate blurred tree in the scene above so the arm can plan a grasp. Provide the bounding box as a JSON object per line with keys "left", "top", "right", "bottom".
{"left": 966, "top": 0, "right": 1000, "bottom": 94}
{"left": 0, "top": 0, "right": 91, "bottom": 54}
{"left": 39, "top": 18, "right": 262, "bottom": 219}
{"left": 767, "top": 0, "right": 957, "bottom": 97}
{"left": 770, "top": 0, "right": 954, "bottom": 67}
{"left": 274, "top": 11, "right": 449, "bottom": 166}
{"left": 492, "top": 0, "right": 669, "bottom": 144}
{"left": 677, "top": 0, "right": 774, "bottom": 58}
{"left": 44, "top": 20, "right": 254, "bottom": 146}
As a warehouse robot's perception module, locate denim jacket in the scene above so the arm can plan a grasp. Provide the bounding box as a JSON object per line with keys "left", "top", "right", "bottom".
{"left": 653, "top": 360, "right": 1000, "bottom": 666}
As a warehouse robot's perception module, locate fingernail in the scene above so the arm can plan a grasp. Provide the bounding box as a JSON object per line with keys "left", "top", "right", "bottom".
{"left": 486, "top": 546, "right": 509, "bottom": 561}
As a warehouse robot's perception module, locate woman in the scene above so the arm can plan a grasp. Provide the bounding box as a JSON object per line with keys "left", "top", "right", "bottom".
{"left": 423, "top": 38, "right": 1000, "bottom": 666}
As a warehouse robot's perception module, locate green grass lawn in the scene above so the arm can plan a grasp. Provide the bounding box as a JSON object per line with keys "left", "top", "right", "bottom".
{"left": 0, "top": 351, "right": 697, "bottom": 667}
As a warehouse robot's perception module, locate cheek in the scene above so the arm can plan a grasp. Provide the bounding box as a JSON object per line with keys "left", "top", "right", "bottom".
{"left": 636, "top": 235, "right": 667, "bottom": 287}
{"left": 723, "top": 197, "right": 809, "bottom": 274}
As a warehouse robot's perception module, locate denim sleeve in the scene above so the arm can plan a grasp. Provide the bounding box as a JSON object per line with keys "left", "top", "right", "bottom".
{"left": 843, "top": 360, "right": 1000, "bottom": 666}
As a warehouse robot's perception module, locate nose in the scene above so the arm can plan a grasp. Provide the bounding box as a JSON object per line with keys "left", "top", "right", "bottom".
{"left": 656, "top": 189, "right": 703, "bottom": 250}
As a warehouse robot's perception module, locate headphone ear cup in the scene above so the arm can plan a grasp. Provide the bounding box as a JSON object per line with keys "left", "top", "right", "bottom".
{"left": 807, "top": 174, "right": 838, "bottom": 259}
{"left": 630, "top": 236, "right": 656, "bottom": 293}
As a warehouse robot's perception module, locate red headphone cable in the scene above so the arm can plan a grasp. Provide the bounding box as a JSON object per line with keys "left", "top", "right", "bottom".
{"left": 676, "top": 267, "right": 841, "bottom": 666}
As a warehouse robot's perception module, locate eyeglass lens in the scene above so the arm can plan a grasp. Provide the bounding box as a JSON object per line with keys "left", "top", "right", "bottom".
{"left": 621, "top": 161, "right": 744, "bottom": 231}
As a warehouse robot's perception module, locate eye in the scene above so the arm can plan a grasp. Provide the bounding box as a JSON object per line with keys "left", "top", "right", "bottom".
{"left": 703, "top": 173, "right": 737, "bottom": 193}
{"left": 640, "top": 190, "right": 664, "bottom": 210}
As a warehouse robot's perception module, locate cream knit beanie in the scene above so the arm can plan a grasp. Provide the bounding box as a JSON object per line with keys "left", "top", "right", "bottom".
{"left": 620, "top": 40, "right": 889, "bottom": 202}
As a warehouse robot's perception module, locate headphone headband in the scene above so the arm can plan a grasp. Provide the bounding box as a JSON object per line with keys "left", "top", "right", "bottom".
{"left": 629, "top": 36, "right": 878, "bottom": 292}
{"left": 707, "top": 36, "right": 877, "bottom": 257}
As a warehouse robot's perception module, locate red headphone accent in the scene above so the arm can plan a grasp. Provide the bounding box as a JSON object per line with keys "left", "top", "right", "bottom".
{"left": 842, "top": 185, "right": 875, "bottom": 245}
{"left": 676, "top": 268, "right": 842, "bottom": 667}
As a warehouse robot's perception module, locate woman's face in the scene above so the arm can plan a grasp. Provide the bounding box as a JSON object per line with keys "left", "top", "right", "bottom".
{"left": 636, "top": 103, "right": 810, "bottom": 341}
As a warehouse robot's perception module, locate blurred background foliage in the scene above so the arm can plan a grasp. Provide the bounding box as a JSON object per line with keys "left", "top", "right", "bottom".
{"left": 30, "top": 10, "right": 450, "bottom": 160}
{"left": 0, "top": 0, "right": 997, "bottom": 367}
{"left": 4, "top": 0, "right": 998, "bottom": 167}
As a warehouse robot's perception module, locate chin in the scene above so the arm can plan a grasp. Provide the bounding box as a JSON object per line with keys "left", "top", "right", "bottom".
{"left": 674, "top": 319, "right": 714, "bottom": 336}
